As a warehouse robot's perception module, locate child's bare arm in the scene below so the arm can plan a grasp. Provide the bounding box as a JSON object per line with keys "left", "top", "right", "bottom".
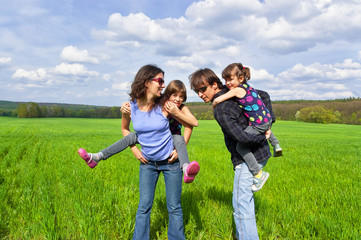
{"left": 121, "top": 112, "right": 132, "bottom": 136}
{"left": 183, "top": 126, "right": 193, "bottom": 145}
{"left": 178, "top": 106, "right": 195, "bottom": 145}
{"left": 165, "top": 102, "right": 198, "bottom": 127}
{"left": 213, "top": 87, "right": 247, "bottom": 107}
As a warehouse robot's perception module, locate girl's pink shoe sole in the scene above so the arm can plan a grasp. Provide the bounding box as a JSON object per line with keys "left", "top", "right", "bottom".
{"left": 77, "top": 148, "right": 97, "bottom": 169}
{"left": 184, "top": 161, "right": 200, "bottom": 183}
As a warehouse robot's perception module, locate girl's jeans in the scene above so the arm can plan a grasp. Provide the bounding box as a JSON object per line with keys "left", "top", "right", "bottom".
{"left": 133, "top": 159, "right": 185, "bottom": 240}
{"left": 100, "top": 132, "right": 138, "bottom": 159}
{"left": 172, "top": 134, "right": 190, "bottom": 168}
{"left": 233, "top": 160, "right": 268, "bottom": 240}
{"left": 236, "top": 121, "right": 274, "bottom": 175}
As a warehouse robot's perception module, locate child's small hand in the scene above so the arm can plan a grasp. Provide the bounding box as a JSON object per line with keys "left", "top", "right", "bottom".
{"left": 212, "top": 98, "right": 219, "bottom": 108}
{"left": 120, "top": 102, "right": 131, "bottom": 115}
{"left": 265, "top": 129, "right": 272, "bottom": 140}
{"left": 164, "top": 101, "right": 179, "bottom": 115}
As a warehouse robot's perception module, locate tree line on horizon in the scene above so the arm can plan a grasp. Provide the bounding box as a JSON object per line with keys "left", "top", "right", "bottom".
{"left": 0, "top": 102, "right": 122, "bottom": 119}
{"left": 184, "top": 98, "right": 361, "bottom": 125}
{"left": 0, "top": 98, "right": 360, "bottom": 125}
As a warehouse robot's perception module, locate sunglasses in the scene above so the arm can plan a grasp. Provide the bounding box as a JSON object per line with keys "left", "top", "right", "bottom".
{"left": 194, "top": 84, "right": 209, "bottom": 94}
{"left": 150, "top": 78, "right": 165, "bottom": 85}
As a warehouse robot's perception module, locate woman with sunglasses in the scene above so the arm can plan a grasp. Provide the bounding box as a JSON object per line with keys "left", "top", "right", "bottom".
{"left": 77, "top": 79, "right": 200, "bottom": 184}
{"left": 79, "top": 64, "right": 187, "bottom": 239}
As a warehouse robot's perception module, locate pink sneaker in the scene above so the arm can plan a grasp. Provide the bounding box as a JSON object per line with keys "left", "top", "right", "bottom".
{"left": 184, "top": 161, "right": 200, "bottom": 183}
{"left": 77, "top": 148, "right": 97, "bottom": 169}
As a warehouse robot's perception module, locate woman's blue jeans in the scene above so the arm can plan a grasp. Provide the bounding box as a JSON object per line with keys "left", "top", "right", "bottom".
{"left": 233, "top": 160, "right": 268, "bottom": 240}
{"left": 133, "top": 159, "right": 185, "bottom": 240}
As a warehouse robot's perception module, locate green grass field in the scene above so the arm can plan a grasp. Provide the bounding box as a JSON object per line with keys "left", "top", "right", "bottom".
{"left": 0, "top": 117, "right": 360, "bottom": 239}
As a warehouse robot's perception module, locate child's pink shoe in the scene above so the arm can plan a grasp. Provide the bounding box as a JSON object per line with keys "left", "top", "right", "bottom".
{"left": 77, "top": 148, "right": 97, "bottom": 169}
{"left": 184, "top": 161, "right": 200, "bottom": 183}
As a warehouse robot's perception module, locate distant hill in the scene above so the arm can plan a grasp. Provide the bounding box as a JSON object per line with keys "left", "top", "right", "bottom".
{"left": 0, "top": 101, "right": 19, "bottom": 111}
{"left": 0, "top": 100, "right": 122, "bottom": 118}
{"left": 1, "top": 98, "right": 360, "bottom": 124}
{"left": 187, "top": 97, "right": 361, "bottom": 124}
{"left": 0, "top": 100, "right": 113, "bottom": 111}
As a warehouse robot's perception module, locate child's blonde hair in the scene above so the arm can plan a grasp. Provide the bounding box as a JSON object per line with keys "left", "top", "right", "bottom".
{"left": 222, "top": 63, "right": 251, "bottom": 83}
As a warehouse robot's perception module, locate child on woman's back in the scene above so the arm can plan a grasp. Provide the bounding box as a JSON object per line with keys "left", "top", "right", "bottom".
{"left": 213, "top": 63, "right": 282, "bottom": 191}
{"left": 78, "top": 80, "right": 200, "bottom": 183}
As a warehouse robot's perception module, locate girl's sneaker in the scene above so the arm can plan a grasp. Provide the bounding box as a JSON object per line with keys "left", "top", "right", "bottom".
{"left": 77, "top": 148, "right": 98, "bottom": 169}
{"left": 184, "top": 161, "right": 200, "bottom": 183}
{"left": 274, "top": 144, "right": 283, "bottom": 157}
{"left": 252, "top": 171, "right": 269, "bottom": 192}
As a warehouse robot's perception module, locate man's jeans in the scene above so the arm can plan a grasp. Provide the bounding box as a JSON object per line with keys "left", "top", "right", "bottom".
{"left": 233, "top": 160, "right": 268, "bottom": 240}
{"left": 133, "top": 159, "right": 185, "bottom": 240}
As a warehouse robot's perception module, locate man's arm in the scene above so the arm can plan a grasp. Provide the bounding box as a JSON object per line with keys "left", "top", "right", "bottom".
{"left": 214, "top": 100, "right": 266, "bottom": 146}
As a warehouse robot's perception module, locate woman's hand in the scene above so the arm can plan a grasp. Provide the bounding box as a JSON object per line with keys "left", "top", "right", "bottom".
{"left": 164, "top": 101, "right": 179, "bottom": 115}
{"left": 120, "top": 102, "right": 131, "bottom": 115}
{"left": 130, "top": 145, "right": 148, "bottom": 164}
{"left": 168, "top": 149, "right": 178, "bottom": 163}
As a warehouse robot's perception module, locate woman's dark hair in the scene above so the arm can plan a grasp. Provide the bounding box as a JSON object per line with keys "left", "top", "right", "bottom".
{"left": 222, "top": 63, "right": 251, "bottom": 82}
{"left": 160, "top": 80, "right": 187, "bottom": 106}
{"left": 129, "top": 64, "right": 164, "bottom": 103}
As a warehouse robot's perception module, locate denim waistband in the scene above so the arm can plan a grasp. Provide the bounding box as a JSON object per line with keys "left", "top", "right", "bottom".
{"left": 147, "top": 157, "right": 174, "bottom": 165}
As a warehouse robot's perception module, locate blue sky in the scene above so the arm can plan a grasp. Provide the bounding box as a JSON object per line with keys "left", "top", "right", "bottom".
{"left": 1, "top": 0, "right": 361, "bottom": 106}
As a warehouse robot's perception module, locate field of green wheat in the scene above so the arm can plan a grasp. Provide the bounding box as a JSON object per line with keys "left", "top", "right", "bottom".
{"left": 0, "top": 117, "right": 360, "bottom": 239}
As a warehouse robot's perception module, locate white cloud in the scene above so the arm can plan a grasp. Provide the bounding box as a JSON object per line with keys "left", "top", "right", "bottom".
{"left": 17, "top": 4, "right": 47, "bottom": 18}
{"left": 0, "top": 57, "right": 12, "bottom": 65}
{"left": 60, "top": 46, "right": 100, "bottom": 64}
{"left": 165, "top": 60, "right": 197, "bottom": 72}
{"left": 334, "top": 59, "right": 361, "bottom": 69}
{"left": 107, "top": 13, "right": 159, "bottom": 41}
{"left": 252, "top": 68, "right": 275, "bottom": 81}
{"left": 54, "top": 63, "right": 99, "bottom": 76}
{"left": 258, "top": 1, "right": 361, "bottom": 53}
{"left": 258, "top": 59, "right": 361, "bottom": 100}
{"left": 314, "top": 82, "right": 347, "bottom": 90}
{"left": 278, "top": 63, "right": 324, "bottom": 80}
{"left": 89, "top": 0, "right": 361, "bottom": 63}
{"left": 112, "top": 82, "right": 131, "bottom": 90}
{"left": 93, "top": 11, "right": 230, "bottom": 57}
{"left": 95, "top": 86, "right": 130, "bottom": 99}
{"left": 11, "top": 82, "right": 48, "bottom": 91}
{"left": 102, "top": 74, "right": 112, "bottom": 81}
{"left": 12, "top": 68, "right": 47, "bottom": 81}
{"left": 2, "top": 0, "right": 361, "bottom": 104}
